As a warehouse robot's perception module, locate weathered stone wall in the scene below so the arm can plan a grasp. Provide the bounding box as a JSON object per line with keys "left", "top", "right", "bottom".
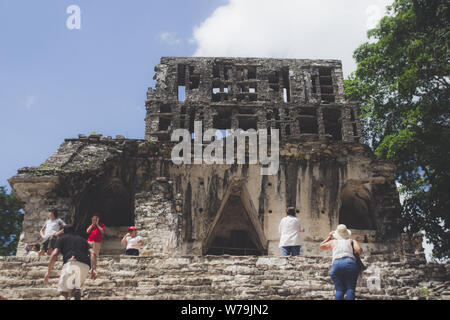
{"left": 134, "top": 181, "right": 185, "bottom": 255}
{"left": 9, "top": 135, "right": 403, "bottom": 257}
{"left": 0, "top": 254, "right": 448, "bottom": 300}
{"left": 9, "top": 136, "right": 402, "bottom": 257}
{"left": 4, "top": 56, "right": 446, "bottom": 300}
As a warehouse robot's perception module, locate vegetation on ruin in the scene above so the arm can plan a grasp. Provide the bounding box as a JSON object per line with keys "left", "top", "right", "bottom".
{"left": 345, "top": 0, "right": 450, "bottom": 260}
{"left": 0, "top": 186, "right": 23, "bottom": 256}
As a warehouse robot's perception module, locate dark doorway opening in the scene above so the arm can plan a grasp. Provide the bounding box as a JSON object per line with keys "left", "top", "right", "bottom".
{"left": 205, "top": 195, "right": 266, "bottom": 256}
{"left": 339, "top": 184, "right": 375, "bottom": 230}
{"left": 74, "top": 179, "right": 134, "bottom": 235}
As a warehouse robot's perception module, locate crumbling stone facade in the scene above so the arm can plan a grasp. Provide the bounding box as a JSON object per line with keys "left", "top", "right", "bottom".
{"left": 5, "top": 57, "right": 450, "bottom": 300}
{"left": 10, "top": 57, "right": 404, "bottom": 258}
{"left": 146, "top": 57, "right": 361, "bottom": 143}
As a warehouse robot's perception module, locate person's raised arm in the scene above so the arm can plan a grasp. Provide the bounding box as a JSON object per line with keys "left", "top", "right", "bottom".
{"left": 40, "top": 226, "right": 46, "bottom": 239}
{"left": 121, "top": 233, "right": 130, "bottom": 246}
{"left": 97, "top": 223, "right": 105, "bottom": 234}
{"left": 319, "top": 232, "right": 334, "bottom": 250}
{"left": 86, "top": 224, "right": 94, "bottom": 234}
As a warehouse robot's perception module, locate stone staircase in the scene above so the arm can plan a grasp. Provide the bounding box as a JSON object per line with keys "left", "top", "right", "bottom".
{"left": 0, "top": 254, "right": 448, "bottom": 300}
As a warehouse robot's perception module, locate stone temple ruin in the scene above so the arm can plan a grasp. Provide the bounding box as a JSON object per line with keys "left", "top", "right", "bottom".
{"left": 4, "top": 57, "right": 449, "bottom": 300}
{"left": 9, "top": 57, "right": 404, "bottom": 257}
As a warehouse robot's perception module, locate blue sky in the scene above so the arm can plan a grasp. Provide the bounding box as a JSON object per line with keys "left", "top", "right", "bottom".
{"left": 0, "top": 0, "right": 224, "bottom": 189}
{"left": 0, "top": 0, "right": 393, "bottom": 189}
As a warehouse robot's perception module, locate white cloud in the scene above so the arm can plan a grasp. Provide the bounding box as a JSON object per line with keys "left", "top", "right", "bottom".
{"left": 25, "top": 95, "right": 37, "bottom": 110}
{"left": 192, "top": 0, "right": 393, "bottom": 76}
{"left": 158, "top": 31, "right": 182, "bottom": 46}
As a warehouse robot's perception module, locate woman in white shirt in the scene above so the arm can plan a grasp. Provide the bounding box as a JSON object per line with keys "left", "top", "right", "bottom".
{"left": 121, "top": 226, "right": 143, "bottom": 256}
{"left": 319, "top": 224, "right": 362, "bottom": 300}
{"left": 278, "top": 207, "right": 305, "bottom": 256}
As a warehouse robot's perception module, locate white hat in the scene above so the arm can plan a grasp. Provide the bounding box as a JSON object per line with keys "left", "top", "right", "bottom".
{"left": 333, "top": 224, "right": 352, "bottom": 240}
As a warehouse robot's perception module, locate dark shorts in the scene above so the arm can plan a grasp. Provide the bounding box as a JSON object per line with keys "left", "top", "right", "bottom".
{"left": 41, "top": 236, "right": 57, "bottom": 251}
{"left": 125, "top": 249, "right": 139, "bottom": 256}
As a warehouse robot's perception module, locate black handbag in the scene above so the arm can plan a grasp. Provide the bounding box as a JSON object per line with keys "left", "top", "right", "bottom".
{"left": 351, "top": 240, "right": 367, "bottom": 272}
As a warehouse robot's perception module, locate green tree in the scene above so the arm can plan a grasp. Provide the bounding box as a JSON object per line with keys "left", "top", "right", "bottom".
{"left": 345, "top": 0, "right": 449, "bottom": 260}
{"left": 0, "top": 186, "right": 23, "bottom": 256}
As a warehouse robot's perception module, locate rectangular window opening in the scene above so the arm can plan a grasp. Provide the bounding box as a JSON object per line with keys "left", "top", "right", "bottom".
{"left": 319, "top": 67, "right": 334, "bottom": 104}
{"left": 238, "top": 118, "right": 257, "bottom": 131}
{"left": 269, "top": 71, "right": 279, "bottom": 92}
{"left": 323, "top": 108, "right": 342, "bottom": 140}
{"left": 312, "top": 77, "right": 317, "bottom": 94}
{"left": 298, "top": 117, "right": 318, "bottom": 134}
{"left": 213, "top": 109, "right": 232, "bottom": 130}
{"left": 190, "top": 76, "right": 200, "bottom": 89}
{"left": 189, "top": 109, "right": 196, "bottom": 134}
{"left": 350, "top": 109, "right": 356, "bottom": 121}
{"left": 248, "top": 66, "right": 257, "bottom": 79}
{"left": 282, "top": 67, "right": 291, "bottom": 102}
{"left": 159, "top": 118, "right": 171, "bottom": 131}
{"left": 213, "top": 64, "right": 220, "bottom": 78}
{"left": 212, "top": 87, "right": 221, "bottom": 102}
{"left": 274, "top": 109, "right": 280, "bottom": 121}
{"left": 283, "top": 88, "right": 288, "bottom": 103}
{"left": 224, "top": 65, "right": 232, "bottom": 80}
{"left": 299, "top": 107, "right": 316, "bottom": 116}
{"left": 178, "top": 86, "right": 186, "bottom": 102}
{"left": 352, "top": 123, "right": 358, "bottom": 136}
{"left": 160, "top": 104, "right": 171, "bottom": 113}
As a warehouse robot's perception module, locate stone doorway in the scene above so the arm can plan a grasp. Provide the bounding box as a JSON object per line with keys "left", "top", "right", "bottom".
{"left": 73, "top": 178, "right": 135, "bottom": 235}
{"left": 203, "top": 181, "right": 267, "bottom": 256}
{"left": 338, "top": 182, "right": 375, "bottom": 230}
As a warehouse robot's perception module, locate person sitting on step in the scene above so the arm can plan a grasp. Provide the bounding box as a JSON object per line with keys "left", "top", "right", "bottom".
{"left": 121, "top": 226, "right": 143, "bottom": 256}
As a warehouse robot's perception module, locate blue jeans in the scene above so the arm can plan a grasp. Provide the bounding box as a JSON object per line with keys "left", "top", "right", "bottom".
{"left": 281, "top": 245, "right": 301, "bottom": 256}
{"left": 330, "top": 257, "right": 359, "bottom": 300}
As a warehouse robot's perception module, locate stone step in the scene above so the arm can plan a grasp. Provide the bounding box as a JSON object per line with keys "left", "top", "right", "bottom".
{"left": 0, "top": 255, "right": 448, "bottom": 300}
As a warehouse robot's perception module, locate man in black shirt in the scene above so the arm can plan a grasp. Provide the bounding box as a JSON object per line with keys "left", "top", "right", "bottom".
{"left": 44, "top": 225, "right": 97, "bottom": 300}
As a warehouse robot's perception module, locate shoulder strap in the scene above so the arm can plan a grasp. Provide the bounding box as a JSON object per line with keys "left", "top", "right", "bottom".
{"left": 350, "top": 239, "right": 357, "bottom": 255}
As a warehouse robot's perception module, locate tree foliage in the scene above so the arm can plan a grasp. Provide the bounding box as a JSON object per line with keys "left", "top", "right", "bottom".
{"left": 0, "top": 186, "right": 23, "bottom": 256}
{"left": 345, "top": 0, "right": 449, "bottom": 260}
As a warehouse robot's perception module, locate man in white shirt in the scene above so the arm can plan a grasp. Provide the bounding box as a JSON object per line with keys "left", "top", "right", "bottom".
{"left": 278, "top": 207, "right": 305, "bottom": 256}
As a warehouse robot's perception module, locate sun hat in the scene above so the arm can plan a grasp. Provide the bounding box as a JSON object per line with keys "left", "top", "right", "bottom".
{"left": 333, "top": 224, "right": 351, "bottom": 240}
{"left": 128, "top": 226, "right": 137, "bottom": 231}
